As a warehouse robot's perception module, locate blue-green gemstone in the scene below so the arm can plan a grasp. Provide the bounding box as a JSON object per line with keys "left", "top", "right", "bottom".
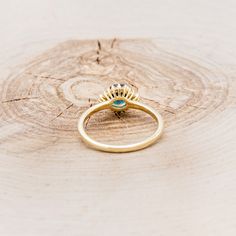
{"left": 112, "top": 99, "right": 126, "bottom": 108}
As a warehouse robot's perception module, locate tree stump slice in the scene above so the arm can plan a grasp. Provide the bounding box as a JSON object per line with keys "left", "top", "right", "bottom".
{"left": 0, "top": 38, "right": 236, "bottom": 236}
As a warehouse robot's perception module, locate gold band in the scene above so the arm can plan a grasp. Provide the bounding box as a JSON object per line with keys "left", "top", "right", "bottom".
{"left": 78, "top": 100, "right": 164, "bottom": 153}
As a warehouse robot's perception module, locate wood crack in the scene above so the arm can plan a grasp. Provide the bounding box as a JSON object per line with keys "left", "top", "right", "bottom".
{"left": 51, "top": 103, "right": 74, "bottom": 121}
{"left": 96, "top": 40, "right": 102, "bottom": 64}
{"left": 26, "top": 72, "right": 65, "bottom": 81}
{"left": 111, "top": 38, "right": 117, "bottom": 48}
{"left": 1, "top": 97, "right": 39, "bottom": 103}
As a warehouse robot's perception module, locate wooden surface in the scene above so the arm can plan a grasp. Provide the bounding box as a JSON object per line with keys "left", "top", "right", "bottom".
{"left": 1, "top": 1, "right": 236, "bottom": 235}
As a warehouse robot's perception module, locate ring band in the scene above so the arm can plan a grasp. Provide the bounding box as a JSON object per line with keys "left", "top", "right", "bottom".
{"left": 78, "top": 83, "right": 164, "bottom": 153}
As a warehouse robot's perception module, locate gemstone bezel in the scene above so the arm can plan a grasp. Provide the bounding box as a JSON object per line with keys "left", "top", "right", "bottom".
{"left": 98, "top": 83, "right": 139, "bottom": 110}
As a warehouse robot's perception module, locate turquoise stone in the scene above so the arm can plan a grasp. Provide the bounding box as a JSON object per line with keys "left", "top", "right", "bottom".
{"left": 112, "top": 99, "right": 126, "bottom": 109}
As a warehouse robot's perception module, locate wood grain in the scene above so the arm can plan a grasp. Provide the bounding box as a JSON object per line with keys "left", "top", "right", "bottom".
{"left": 0, "top": 39, "right": 231, "bottom": 150}
{"left": 1, "top": 0, "right": 236, "bottom": 234}
{"left": 0, "top": 37, "right": 236, "bottom": 236}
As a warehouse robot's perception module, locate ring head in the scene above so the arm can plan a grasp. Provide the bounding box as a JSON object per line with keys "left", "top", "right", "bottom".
{"left": 99, "top": 83, "right": 139, "bottom": 112}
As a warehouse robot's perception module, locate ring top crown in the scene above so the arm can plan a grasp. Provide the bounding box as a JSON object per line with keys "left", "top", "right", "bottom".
{"left": 99, "top": 83, "right": 139, "bottom": 111}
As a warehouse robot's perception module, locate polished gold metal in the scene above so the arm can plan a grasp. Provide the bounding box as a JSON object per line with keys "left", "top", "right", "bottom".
{"left": 78, "top": 83, "right": 164, "bottom": 153}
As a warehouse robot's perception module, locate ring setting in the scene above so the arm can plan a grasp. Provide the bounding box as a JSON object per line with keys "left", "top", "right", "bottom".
{"left": 78, "top": 83, "right": 164, "bottom": 153}
{"left": 99, "top": 83, "right": 139, "bottom": 112}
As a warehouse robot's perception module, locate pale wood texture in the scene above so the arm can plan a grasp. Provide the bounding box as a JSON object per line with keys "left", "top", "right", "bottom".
{"left": 1, "top": 1, "right": 236, "bottom": 236}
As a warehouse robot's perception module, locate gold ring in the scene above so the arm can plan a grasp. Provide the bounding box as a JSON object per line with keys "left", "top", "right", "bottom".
{"left": 78, "top": 83, "right": 164, "bottom": 153}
